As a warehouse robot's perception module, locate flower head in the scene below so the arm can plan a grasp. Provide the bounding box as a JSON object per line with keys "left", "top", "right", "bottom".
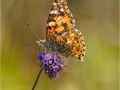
{"left": 38, "top": 51, "right": 64, "bottom": 79}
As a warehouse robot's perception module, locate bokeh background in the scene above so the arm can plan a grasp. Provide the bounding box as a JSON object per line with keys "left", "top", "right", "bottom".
{"left": 1, "top": 0, "right": 119, "bottom": 90}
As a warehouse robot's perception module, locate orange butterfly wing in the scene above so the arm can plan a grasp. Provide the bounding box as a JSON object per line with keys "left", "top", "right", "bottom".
{"left": 46, "top": 0, "right": 75, "bottom": 42}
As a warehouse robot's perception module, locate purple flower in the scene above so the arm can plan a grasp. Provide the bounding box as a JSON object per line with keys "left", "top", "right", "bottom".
{"left": 38, "top": 52, "right": 64, "bottom": 79}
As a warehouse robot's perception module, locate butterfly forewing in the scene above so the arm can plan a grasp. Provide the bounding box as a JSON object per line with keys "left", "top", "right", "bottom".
{"left": 46, "top": 0, "right": 75, "bottom": 39}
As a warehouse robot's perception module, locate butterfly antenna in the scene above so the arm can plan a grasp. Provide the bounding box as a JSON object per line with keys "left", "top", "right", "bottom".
{"left": 27, "top": 22, "right": 40, "bottom": 40}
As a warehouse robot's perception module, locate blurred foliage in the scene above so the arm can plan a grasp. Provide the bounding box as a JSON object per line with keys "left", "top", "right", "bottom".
{"left": 1, "top": 0, "right": 119, "bottom": 90}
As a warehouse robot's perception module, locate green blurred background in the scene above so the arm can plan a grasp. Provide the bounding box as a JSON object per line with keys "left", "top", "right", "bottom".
{"left": 1, "top": 0, "right": 119, "bottom": 90}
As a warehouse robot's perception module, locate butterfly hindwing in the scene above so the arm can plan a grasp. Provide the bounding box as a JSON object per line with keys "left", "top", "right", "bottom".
{"left": 54, "top": 28, "right": 86, "bottom": 60}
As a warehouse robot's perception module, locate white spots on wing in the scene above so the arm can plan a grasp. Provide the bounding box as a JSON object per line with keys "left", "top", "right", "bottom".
{"left": 78, "top": 32, "right": 82, "bottom": 36}
{"left": 58, "top": 2, "right": 60, "bottom": 5}
{"left": 60, "top": 8, "right": 64, "bottom": 12}
{"left": 72, "top": 19, "right": 75, "bottom": 23}
{"left": 60, "top": 5, "right": 63, "bottom": 7}
{"left": 50, "top": 11, "right": 53, "bottom": 14}
{"left": 53, "top": 2, "right": 57, "bottom": 6}
{"left": 79, "top": 32, "right": 83, "bottom": 36}
{"left": 50, "top": 10, "right": 60, "bottom": 14}
{"left": 80, "top": 57, "right": 84, "bottom": 62}
{"left": 66, "top": 9, "right": 70, "bottom": 13}
{"left": 74, "top": 29, "right": 80, "bottom": 33}
{"left": 54, "top": 10, "right": 58, "bottom": 14}
{"left": 64, "top": 6, "right": 68, "bottom": 9}
{"left": 70, "top": 13, "right": 73, "bottom": 17}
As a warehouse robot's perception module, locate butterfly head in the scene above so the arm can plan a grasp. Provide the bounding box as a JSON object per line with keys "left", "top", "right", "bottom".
{"left": 36, "top": 40, "right": 46, "bottom": 47}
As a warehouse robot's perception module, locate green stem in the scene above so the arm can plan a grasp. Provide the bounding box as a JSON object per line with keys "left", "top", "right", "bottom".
{"left": 32, "top": 69, "right": 43, "bottom": 90}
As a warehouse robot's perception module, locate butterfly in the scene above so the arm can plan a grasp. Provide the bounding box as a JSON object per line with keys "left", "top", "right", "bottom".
{"left": 36, "top": 0, "right": 86, "bottom": 61}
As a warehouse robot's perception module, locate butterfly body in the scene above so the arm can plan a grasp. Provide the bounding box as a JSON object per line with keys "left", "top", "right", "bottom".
{"left": 37, "top": 0, "right": 86, "bottom": 60}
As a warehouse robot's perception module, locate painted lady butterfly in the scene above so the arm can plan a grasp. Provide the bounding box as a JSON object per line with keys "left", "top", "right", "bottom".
{"left": 36, "top": 0, "right": 86, "bottom": 61}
